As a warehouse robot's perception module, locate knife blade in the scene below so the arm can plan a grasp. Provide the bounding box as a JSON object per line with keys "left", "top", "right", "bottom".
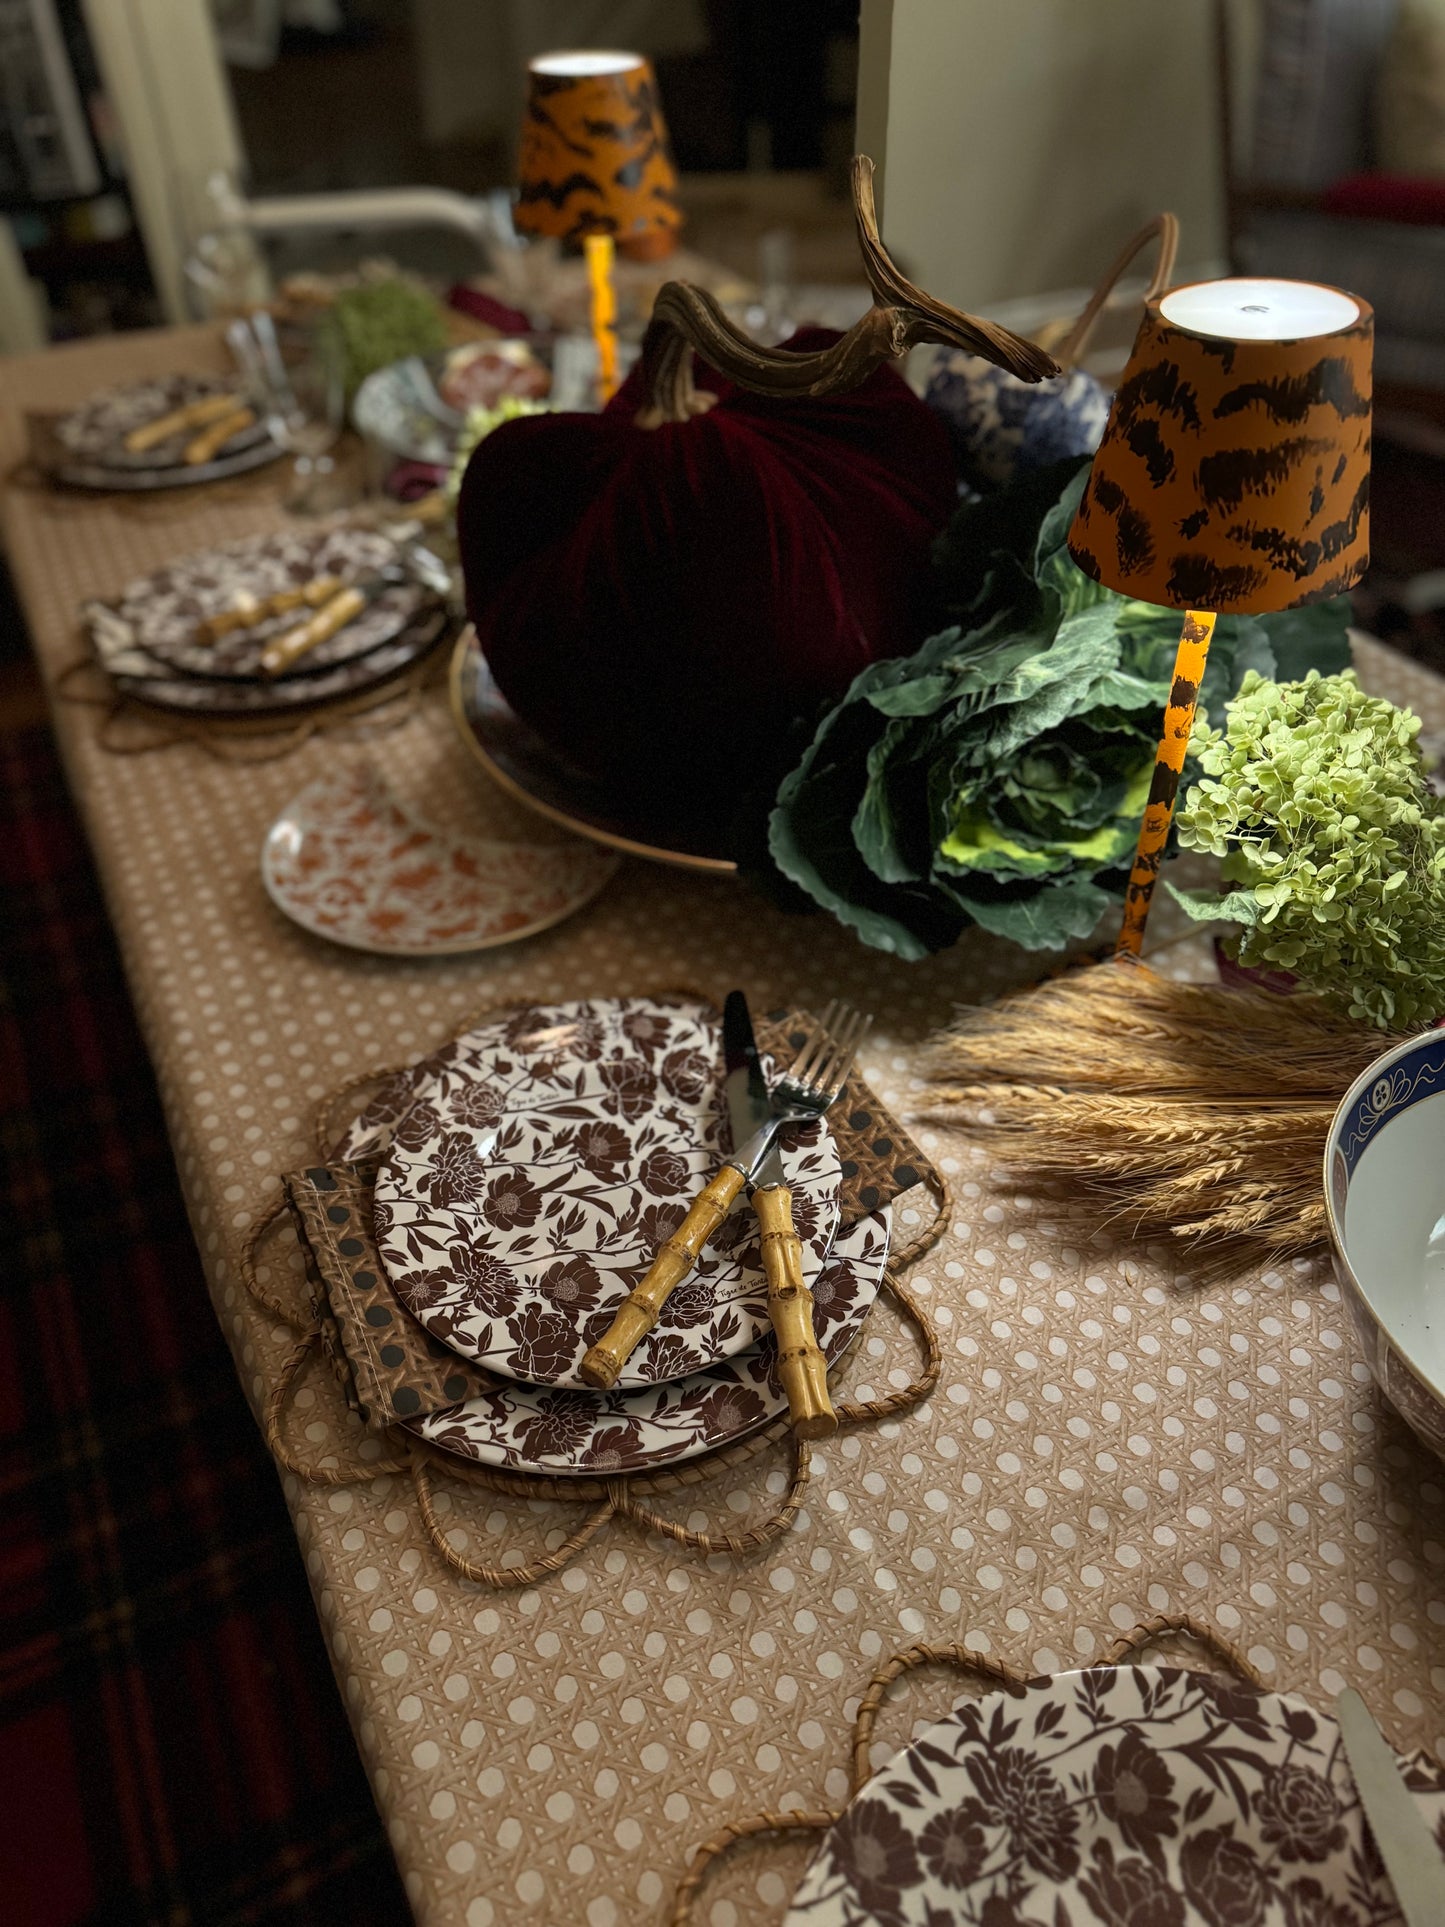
{"left": 1336, "top": 1688, "right": 1445, "bottom": 1927}
{"left": 722, "top": 989, "right": 778, "bottom": 1190}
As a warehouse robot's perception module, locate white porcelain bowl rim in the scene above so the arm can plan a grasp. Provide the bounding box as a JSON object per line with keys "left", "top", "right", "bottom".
{"left": 1324, "top": 1026, "right": 1445, "bottom": 1408}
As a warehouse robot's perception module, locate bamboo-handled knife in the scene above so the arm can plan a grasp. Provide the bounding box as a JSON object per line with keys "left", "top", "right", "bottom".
{"left": 1336, "top": 1688, "right": 1445, "bottom": 1927}
{"left": 727, "top": 993, "right": 835, "bottom": 1438}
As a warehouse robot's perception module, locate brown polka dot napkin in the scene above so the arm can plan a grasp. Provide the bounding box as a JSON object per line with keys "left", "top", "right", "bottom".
{"left": 285, "top": 1157, "right": 495, "bottom": 1429}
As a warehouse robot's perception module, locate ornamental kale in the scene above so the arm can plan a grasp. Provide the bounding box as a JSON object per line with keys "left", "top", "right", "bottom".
{"left": 766, "top": 459, "right": 1353, "bottom": 958}
{"left": 1169, "top": 669, "right": 1445, "bottom": 1030}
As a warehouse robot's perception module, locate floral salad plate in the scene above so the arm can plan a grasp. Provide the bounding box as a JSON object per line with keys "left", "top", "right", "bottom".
{"left": 49, "top": 372, "right": 281, "bottom": 488}
{"left": 408, "top": 1206, "right": 890, "bottom": 1476}
{"left": 262, "top": 764, "right": 619, "bottom": 957}
{"left": 372, "top": 996, "right": 843, "bottom": 1390}
{"left": 785, "top": 1664, "right": 1445, "bottom": 1926}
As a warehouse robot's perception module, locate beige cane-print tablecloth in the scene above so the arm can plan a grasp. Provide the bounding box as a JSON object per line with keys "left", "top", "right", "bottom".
{"left": 5, "top": 326, "right": 1445, "bottom": 1927}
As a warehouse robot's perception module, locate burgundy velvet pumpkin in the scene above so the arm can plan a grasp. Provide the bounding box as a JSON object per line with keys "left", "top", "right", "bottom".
{"left": 456, "top": 329, "right": 958, "bottom": 812}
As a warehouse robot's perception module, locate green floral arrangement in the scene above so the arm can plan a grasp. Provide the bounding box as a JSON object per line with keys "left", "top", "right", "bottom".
{"left": 765, "top": 459, "right": 1353, "bottom": 957}
{"left": 315, "top": 277, "right": 448, "bottom": 399}
{"left": 1168, "top": 669, "right": 1445, "bottom": 1029}
{"left": 446, "top": 396, "right": 549, "bottom": 507}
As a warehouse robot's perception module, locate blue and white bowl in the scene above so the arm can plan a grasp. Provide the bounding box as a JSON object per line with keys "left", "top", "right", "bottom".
{"left": 1325, "top": 1029, "right": 1445, "bottom": 1461}
{"left": 923, "top": 351, "right": 1111, "bottom": 493}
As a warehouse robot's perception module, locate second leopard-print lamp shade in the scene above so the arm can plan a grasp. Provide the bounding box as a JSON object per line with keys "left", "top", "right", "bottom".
{"left": 1067, "top": 277, "right": 1374, "bottom": 955}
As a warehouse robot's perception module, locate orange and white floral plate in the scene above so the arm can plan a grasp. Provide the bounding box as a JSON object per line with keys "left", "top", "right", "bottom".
{"left": 261, "top": 763, "right": 619, "bottom": 956}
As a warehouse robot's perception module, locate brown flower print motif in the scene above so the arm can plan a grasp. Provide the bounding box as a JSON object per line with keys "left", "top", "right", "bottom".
{"left": 689, "top": 1382, "right": 768, "bottom": 1439}
{"left": 1254, "top": 1763, "right": 1345, "bottom": 1863}
{"left": 965, "top": 1746, "right": 1079, "bottom": 1882}
{"left": 417, "top": 1130, "right": 487, "bottom": 1208}
{"left": 513, "top": 1391, "right": 598, "bottom": 1462}
{"left": 535, "top": 1256, "right": 602, "bottom": 1319}
{"left": 915, "top": 1798, "right": 990, "bottom": 1890}
{"left": 580, "top": 1424, "right": 642, "bottom": 1474}
{"left": 598, "top": 1053, "right": 655, "bottom": 1122}
{"left": 480, "top": 1171, "right": 543, "bottom": 1233}
{"left": 827, "top": 1798, "right": 920, "bottom": 1925}
{"left": 446, "top": 1244, "right": 520, "bottom": 1319}
{"left": 574, "top": 1120, "right": 630, "bottom": 1180}
{"left": 632, "top": 1201, "right": 685, "bottom": 1251}
{"left": 1092, "top": 1730, "right": 1178, "bottom": 1860}
{"left": 451, "top": 1081, "right": 504, "bottom": 1131}
{"left": 660, "top": 1046, "right": 711, "bottom": 1106}
{"left": 810, "top": 1259, "right": 849, "bottom": 1335}
{"left": 510, "top": 1308, "right": 577, "bottom": 1382}
{"left": 639, "top": 1333, "right": 698, "bottom": 1383}
{"left": 622, "top": 1007, "right": 673, "bottom": 1057}
{"left": 387, "top": 1267, "right": 451, "bottom": 1314}
{"left": 370, "top": 1197, "right": 395, "bottom": 1240}
{"left": 1179, "top": 1825, "right": 1269, "bottom": 1927}
{"left": 501, "top": 1006, "right": 547, "bottom": 1052}
{"left": 657, "top": 1270, "right": 716, "bottom": 1330}
{"left": 639, "top": 1147, "right": 691, "bottom": 1197}
{"left": 392, "top": 1100, "right": 442, "bottom": 1154}
{"left": 1077, "top": 1837, "right": 1186, "bottom": 1927}
{"left": 1279, "top": 1879, "right": 1362, "bottom": 1927}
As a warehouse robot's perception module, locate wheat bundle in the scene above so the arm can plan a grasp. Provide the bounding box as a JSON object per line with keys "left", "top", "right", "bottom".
{"left": 925, "top": 961, "right": 1403, "bottom": 1273}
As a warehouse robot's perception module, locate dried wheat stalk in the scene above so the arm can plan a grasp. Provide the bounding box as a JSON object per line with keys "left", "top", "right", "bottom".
{"left": 924, "top": 961, "right": 1401, "bottom": 1273}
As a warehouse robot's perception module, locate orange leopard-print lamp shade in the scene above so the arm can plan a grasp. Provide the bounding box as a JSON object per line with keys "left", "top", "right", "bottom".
{"left": 1069, "top": 280, "right": 1373, "bottom": 613}
{"left": 516, "top": 50, "right": 682, "bottom": 263}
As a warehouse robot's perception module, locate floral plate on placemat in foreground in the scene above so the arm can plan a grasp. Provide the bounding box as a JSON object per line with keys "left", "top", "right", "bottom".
{"left": 785, "top": 1664, "right": 1445, "bottom": 1926}
{"left": 408, "top": 1205, "right": 890, "bottom": 1476}
{"left": 449, "top": 627, "right": 738, "bottom": 875}
{"left": 373, "top": 996, "right": 842, "bottom": 1389}
{"left": 262, "top": 763, "right": 619, "bottom": 956}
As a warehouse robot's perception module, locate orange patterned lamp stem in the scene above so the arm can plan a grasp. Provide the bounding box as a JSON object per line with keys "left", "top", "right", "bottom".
{"left": 1115, "top": 609, "right": 1216, "bottom": 957}
{"left": 584, "top": 232, "right": 619, "bottom": 404}
{"left": 1068, "top": 275, "right": 1374, "bottom": 956}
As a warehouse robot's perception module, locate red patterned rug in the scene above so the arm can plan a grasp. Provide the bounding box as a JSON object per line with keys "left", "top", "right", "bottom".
{"left": 0, "top": 720, "right": 407, "bottom": 1926}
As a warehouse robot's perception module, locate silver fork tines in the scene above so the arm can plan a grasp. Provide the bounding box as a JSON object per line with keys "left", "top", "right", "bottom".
{"left": 775, "top": 1002, "right": 872, "bottom": 1115}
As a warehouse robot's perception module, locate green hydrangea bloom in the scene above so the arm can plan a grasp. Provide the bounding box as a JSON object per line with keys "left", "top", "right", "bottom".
{"left": 1169, "top": 668, "right": 1445, "bottom": 1029}
{"left": 446, "top": 395, "right": 548, "bottom": 507}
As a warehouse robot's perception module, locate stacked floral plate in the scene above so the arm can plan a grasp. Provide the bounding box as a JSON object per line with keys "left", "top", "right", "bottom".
{"left": 47, "top": 372, "right": 284, "bottom": 490}
{"left": 83, "top": 524, "right": 449, "bottom": 722}
{"left": 334, "top": 995, "right": 892, "bottom": 1477}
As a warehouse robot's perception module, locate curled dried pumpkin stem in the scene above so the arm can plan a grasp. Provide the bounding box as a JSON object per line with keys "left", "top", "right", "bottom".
{"left": 636, "top": 155, "right": 1061, "bottom": 426}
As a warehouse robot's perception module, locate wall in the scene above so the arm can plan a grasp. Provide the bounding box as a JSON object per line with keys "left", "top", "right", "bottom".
{"left": 856, "top": 0, "right": 1228, "bottom": 313}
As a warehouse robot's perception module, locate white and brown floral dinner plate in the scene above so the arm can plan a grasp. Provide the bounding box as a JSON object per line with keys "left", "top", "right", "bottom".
{"left": 408, "top": 1206, "right": 890, "bottom": 1477}
{"left": 372, "top": 996, "right": 843, "bottom": 1390}
{"left": 85, "top": 525, "right": 435, "bottom": 684}
{"left": 785, "top": 1664, "right": 1445, "bottom": 1926}
{"left": 52, "top": 373, "right": 281, "bottom": 488}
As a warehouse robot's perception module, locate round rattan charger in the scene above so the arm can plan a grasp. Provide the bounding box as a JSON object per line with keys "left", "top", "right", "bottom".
{"left": 242, "top": 989, "right": 951, "bottom": 1589}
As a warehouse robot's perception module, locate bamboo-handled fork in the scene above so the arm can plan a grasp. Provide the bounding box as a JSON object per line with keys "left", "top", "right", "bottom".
{"left": 580, "top": 1003, "right": 871, "bottom": 1433}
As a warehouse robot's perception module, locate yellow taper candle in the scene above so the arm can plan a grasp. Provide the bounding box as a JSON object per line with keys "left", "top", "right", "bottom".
{"left": 584, "top": 232, "right": 619, "bottom": 405}
{"left": 1115, "top": 608, "right": 1216, "bottom": 958}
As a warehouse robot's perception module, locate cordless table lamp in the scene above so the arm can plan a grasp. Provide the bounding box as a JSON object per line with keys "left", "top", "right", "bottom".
{"left": 515, "top": 50, "right": 682, "bottom": 262}
{"left": 1068, "top": 278, "right": 1373, "bottom": 954}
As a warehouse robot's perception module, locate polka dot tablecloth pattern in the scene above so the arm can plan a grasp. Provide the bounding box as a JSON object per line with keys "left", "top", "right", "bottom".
{"left": 7, "top": 328, "right": 1445, "bottom": 1927}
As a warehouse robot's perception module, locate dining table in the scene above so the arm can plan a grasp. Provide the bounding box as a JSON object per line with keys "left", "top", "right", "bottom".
{"left": 5, "top": 320, "right": 1445, "bottom": 1927}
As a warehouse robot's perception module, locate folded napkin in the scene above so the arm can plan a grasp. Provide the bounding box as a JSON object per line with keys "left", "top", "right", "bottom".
{"left": 286, "top": 1157, "right": 495, "bottom": 1428}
